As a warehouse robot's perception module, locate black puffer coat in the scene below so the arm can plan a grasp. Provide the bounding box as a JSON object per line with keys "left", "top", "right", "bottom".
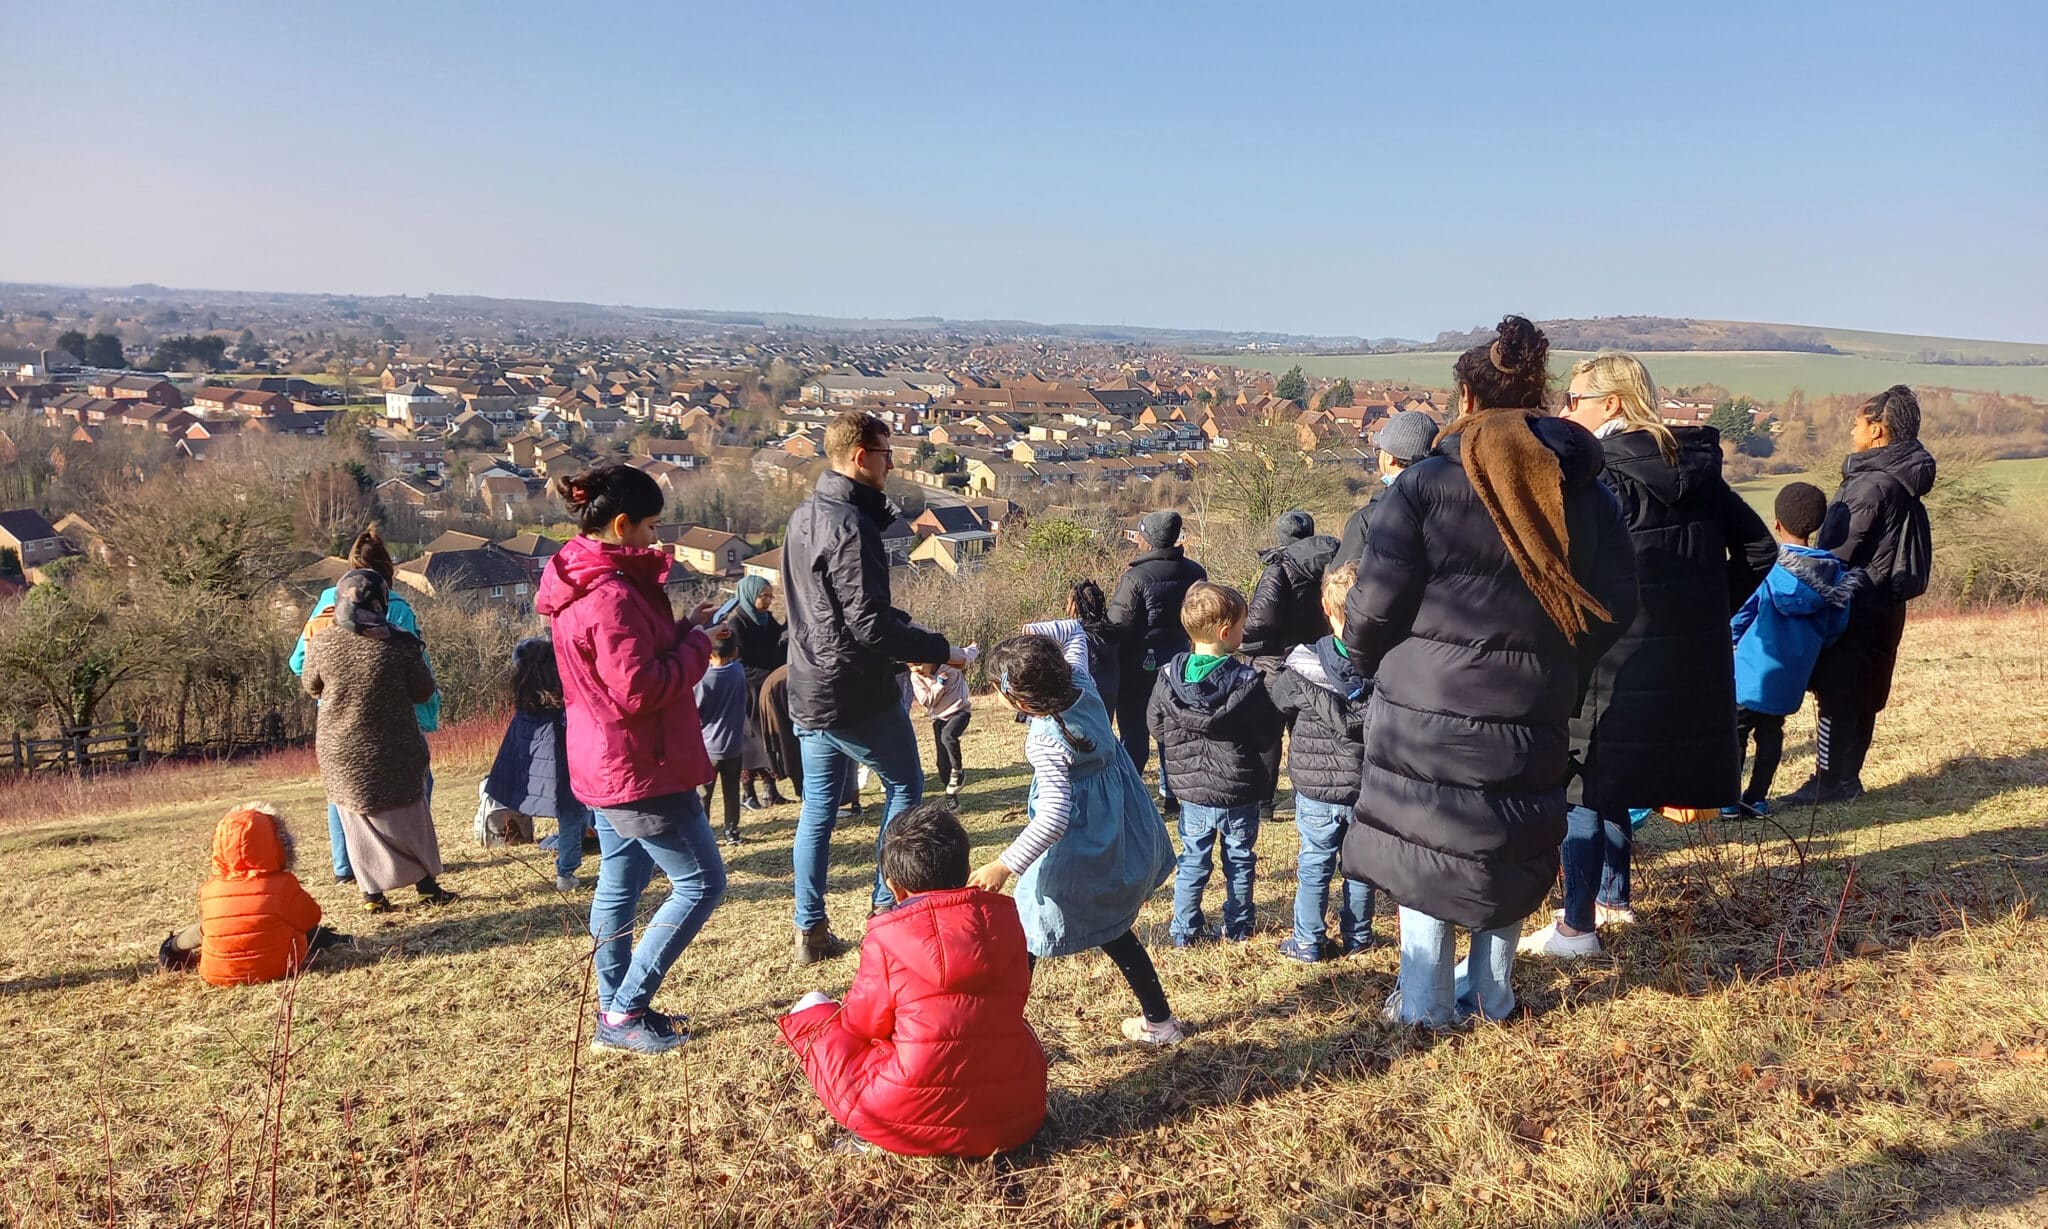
{"left": 1330, "top": 483, "right": 1392, "bottom": 569}
{"left": 1148, "top": 654, "right": 1280, "bottom": 808}
{"left": 1107, "top": 546, "right": 1208, "bottom": 667}
{"left": 1269, "top": 637, "right": 1372, "bottom": 805}
{"left": 1243, "top": 534, "right": 1340, "bottom": 666}
{"left": 1569, "top": 427, "right": 1775, "bottom": 811}
{"left": 1808, "top": 438, "right": 1937, "bottom": 712}
{"left": 782, "top": 471, "right": 951, "bottom": 730}
{"left": 1340, "top": 417, "right": 1639, "bottom": 932}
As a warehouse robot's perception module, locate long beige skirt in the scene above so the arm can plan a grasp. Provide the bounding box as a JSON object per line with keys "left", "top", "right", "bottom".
{"left": 336, "top": 795, "right": 443, "bottom": 895}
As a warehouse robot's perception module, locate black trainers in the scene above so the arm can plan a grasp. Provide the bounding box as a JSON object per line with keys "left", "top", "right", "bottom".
{"left": 416, "top": 879, "right": 457, "bottom": 907}
{"left": 721, "top": 828, "right": 742, "bottom": 849}
{"left": 1779, "top": 776, "right": 1864, "bottom": 807}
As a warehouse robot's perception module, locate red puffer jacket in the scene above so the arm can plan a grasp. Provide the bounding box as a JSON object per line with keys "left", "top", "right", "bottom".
{"left": 199, "top": 806, "right": 322, "bottom": 987}
{"left": 779, "top": 887, "right": 1046, "bottom": 1156}
{"left": 534, "top": 535, "right": 714, "bottom": 809}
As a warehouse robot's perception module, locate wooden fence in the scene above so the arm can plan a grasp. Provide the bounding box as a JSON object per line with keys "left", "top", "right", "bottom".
{"left": 1, "top": 722, "right": 147, "bottom": 774}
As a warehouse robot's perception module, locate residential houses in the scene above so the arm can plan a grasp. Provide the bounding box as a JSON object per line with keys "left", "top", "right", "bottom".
{"left": 0, "top": 508, "right": 74, "bottom": 578}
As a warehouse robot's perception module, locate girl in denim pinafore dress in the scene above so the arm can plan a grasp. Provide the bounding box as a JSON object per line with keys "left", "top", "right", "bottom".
{"left": 968, "top": 620, "right": 1184, "bottom": 1044}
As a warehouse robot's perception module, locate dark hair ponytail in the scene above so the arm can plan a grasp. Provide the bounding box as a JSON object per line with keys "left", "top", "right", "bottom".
{"left": 985, "top": 633, "right": 1096, "bottom": 753}
{"left": 506, "top": 636, "right": 564, "bottom": 714}
{"left": 1452, "top": 315, "right": 1550, "bottom": 412}
{"left": 348, "top": 523, "right": 395, "bottom": 582}
{"left": 554, "top": 464, "right": 664, "bottom": 536}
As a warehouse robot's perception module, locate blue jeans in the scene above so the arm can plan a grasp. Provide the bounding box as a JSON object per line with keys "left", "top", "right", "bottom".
{"left": 1395, "top": 907, "right": 1519, "bottom": 1026}
{"left": 1292, "top": 795, "right": 1374, "bottom": 948}
{"left": 792, "top": 704, "right": 924, "bottom": 930}
{"left": 589, "top": 798, "right": 727, "bottom": 1016}
{"left": 326, "top": 770, "right": 435, "bottom": 880}
{"left": 1562, "top": 804, "right": 1632, "bottom": 932}
{"left": 554, "top": 794, "right": 592, "bottom": 877}
{"left": 1171, "top": 802, "right": 1260, "bottom": 940}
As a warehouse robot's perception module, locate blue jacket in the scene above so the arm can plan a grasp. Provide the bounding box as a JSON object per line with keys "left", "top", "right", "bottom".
{"left": 1731, "top": 544, "right": 1855, "bottom": 716}
{"left": 290, "top": 586, "right": 441, "bottom": 731}
{"left": 693, "top": 660, "right": 749, "bottom": 760}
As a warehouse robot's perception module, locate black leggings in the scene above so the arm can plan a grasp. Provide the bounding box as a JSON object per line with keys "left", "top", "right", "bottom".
{"left": 932, "top": 713, "right": 970, "bottom": 782}
{"left": 1735, "top": 707, "right": 1786, "bottom": 803}
{"left": 1816, "top": 704, "right": 1877, "bottom": 785}
{"left": 702, "top": 756, "right": 742, "bottom": 832}
{"left": 1029, "top": 928, "right": 1171, "bottom": 1024}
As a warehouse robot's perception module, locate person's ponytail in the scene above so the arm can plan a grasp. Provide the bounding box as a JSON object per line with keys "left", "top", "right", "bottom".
{"left": 556, "top": 464, "right": 663, "bottom": 535}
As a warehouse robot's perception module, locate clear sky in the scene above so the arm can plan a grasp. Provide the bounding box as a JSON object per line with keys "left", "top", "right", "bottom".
{"left": 4, "top": 1, "right": 2043, "bottom": 341}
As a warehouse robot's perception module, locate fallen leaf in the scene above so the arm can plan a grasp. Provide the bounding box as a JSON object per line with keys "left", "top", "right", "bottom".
{"left": 1612, "top": 1039, "right": 1631, "bottom": 1058}
{"left": 1755, "top": 1073, "right": 1781, "bottom": 1093}
{"left": 1735, "top": 1063, "right": 1756, "bottom": 1082}
{"left": 1201, "top": 1207, "right": 1238, "bottom": 1227}
{"left": 2014, "top": 1048, "right": 2046, "bottom": 1064}
{"left": 1854, "top": 939, "right": 1887, "bottom": 958}
{"left": 1927, "top": 1060, "right": 1960, "bottom": 1078}
{"left": 1969, "top": 1040, "right": 2001, "bottom": 1060}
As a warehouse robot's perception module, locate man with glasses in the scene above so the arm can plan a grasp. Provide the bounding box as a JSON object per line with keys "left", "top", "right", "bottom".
{"left": 783, "top": 410, "right": 965, "bottom": 964}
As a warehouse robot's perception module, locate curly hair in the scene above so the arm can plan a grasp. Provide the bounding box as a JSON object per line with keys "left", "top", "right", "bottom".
{"left": 984, "top": 633, "right": 1095, "bottom": 752}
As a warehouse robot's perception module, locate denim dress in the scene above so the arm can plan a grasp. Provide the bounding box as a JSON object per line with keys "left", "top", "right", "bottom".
{"left": 1015, "top": 672, "right": 1174, "bottom": 958}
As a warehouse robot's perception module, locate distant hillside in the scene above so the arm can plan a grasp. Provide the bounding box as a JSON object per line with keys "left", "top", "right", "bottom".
{"left": 1370, "top": 317, "right": 2048, "bottom": 365}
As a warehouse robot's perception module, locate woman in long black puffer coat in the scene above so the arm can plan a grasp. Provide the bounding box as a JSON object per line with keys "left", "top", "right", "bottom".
{"left": 1341, "top": 316, "right": 1639, "bottom": 1028}
{"left": 1519, "top": 351, "right": 1775, "bottom": 960}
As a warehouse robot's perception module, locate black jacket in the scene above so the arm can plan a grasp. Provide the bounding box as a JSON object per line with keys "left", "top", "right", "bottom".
{"left": 1569, "top": 427, "right": 1775, "bottom": 811}
{"left": 1269, "top": 637, "right": 1372, "bottom": 805}
{"left": 1330, "top": 483, "right": 1393, "bottom": 569}
{"left": 1808, "top": 439, "right": 1937, "bottom": 712}
{"left": 782, "top": 471, "right": 951, "bottom": 730}
{"left": 1148, "top": 653, "right": 1280, "bottom": 808}
{"left": 1108, "top": 546, "right": 1208, "bottom": 666}
{"left": 1243, "top": 534, "right": 1340, "bottom": 665}
{"left": 1079, "top": 622, "right": 1123, "bottom": 719}
{"left": 723, "top": 608, "right": 788, "bottom": 686}
{"left": 1340, "top": 416, "right": 1639, "bottom": 932}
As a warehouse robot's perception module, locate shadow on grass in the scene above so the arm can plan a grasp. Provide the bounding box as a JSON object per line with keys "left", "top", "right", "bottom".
{"left": 1777, "top": 748, "right": 2048, "bottom": 838}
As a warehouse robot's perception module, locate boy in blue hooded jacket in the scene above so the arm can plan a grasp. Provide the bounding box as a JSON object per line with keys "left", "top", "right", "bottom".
{"left": 1726, "top": 483, "right": 1856, "bottom": 817}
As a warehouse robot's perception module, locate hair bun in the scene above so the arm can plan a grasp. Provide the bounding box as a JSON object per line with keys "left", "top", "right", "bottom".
{"left": 1491, "top": 315, "right": 1546, "bottom": 374}
{"left": 553, "top": 473, "right": 590, "bottom": 508}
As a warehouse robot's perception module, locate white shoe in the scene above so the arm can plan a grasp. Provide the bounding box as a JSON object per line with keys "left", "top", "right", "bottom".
{"left": 1120, "top": 1016, "right": 1187, "bottom": 1046}
{"left": 554, "top": 873, "right": 579, "bottom": 892}
{"left": 1381, "top": 990, "right": 1405, "bottom": 1024}
{"left": 1555, "top": 904, "right": 1638, "bottom": 929}
{"left": 1518, "top": 921, "right": 1604, "bottom": 959}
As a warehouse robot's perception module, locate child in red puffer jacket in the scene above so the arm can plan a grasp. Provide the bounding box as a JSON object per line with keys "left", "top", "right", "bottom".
{"left": 779, "top": 802, "right": 1046, "bottom": 1157}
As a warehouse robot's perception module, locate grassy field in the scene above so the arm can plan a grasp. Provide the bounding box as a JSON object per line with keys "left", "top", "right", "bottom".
{"left": 1199, "top": 351, "right": 2048, "bottom": 403}
{"left": 4, "top": 610, "right": 2048, "bottom": 1227}
{"left": 1734, "top": 455, "right": 2048, "bottom": 520}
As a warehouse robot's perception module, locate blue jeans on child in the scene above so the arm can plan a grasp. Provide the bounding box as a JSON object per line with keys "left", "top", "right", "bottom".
{"left": 1291, "top": 795, "right": 1374, "bottom": 948}
{"left": 589, "top": 795, "right": 727, "bottom": 1017}
{"left": 792, "top": 705, "right": 924, "bottom": 930}
{"left": 1171, "top": 802, "right": 1260, "bottom": 940}
{"left": 554, "top": 794, "right": 592, "bottom": 878}
{"left": 1561, "top": 804, "right": 1632, "bottom": 932}
{"left": 1395, "top": 907, "right": 1520, "bottom": 1026}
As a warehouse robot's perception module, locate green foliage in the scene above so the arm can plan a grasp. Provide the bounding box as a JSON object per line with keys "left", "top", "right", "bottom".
{"left": 1316, "top": 378, "right": 1355, "bottom": 411}
{"left": 1275, "top": 365, "right": 1308, "bottom": 405}
{"left": 931, "top": 447, "right": 962, "bottom": 475}
{"left": 146, "top": 334, "right": 228, "bottom": 372}
{"left": 79, "top": 332, "right": 126, "bottom": 368}
{"left": 0, "top": 546, "right": 18, "bottom": 576}
{"left": 1022, "top": 517, "right": 1094, "bottom": 555}
{"left": 54, "top": 330, "right": 87, "bottom": 358}
{"left": 1708, "top": 398, "right": 1758, "bottom": 446}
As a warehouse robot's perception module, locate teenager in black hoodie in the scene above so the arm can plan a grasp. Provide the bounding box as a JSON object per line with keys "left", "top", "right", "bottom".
{"left": 1149, "top": 582, "right": 1280, "bottom": 946}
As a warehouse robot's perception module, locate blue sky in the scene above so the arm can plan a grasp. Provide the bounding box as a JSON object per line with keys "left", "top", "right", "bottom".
{"left": 4, "top": 1, "right": 2044, "bottom": 341}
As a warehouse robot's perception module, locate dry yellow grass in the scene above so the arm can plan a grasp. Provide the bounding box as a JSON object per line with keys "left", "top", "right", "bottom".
{"left": 4, "top": 609, "right": 2047, "bottom": 1228}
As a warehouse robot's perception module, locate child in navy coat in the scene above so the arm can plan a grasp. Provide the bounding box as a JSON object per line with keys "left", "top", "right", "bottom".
{"left": 1726, "top": 483, "right": 1855, "bottom": 817}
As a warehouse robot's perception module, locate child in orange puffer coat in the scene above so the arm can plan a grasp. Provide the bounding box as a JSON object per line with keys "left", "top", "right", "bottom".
{"left": 160, "top": 803, "right": 340, "bottom": 986}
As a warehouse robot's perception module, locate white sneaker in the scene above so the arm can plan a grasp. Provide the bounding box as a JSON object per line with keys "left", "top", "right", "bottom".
{"left": 1120, "top": 1016, "right": 1187, "bottom": 1045}
{"left": 1555, "top": 904, "right": 1638, "bottom": 929}
{"left": 1518, "top": 921, "right": 1604, "bottom": 959}
{"left": 554, "top": 873, "right": 579, "bottom": 892}
{"left": 1381, "top": 990, "right": 1405, "bottom": 1024}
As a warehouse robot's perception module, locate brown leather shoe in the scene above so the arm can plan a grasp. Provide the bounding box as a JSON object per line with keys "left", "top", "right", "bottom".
{"left": 794, "top": 923, "right": 845, "bottom": 966}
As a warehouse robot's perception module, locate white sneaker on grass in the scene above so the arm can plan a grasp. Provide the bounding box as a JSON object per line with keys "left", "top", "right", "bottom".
{"left": 1518, "top": 921, "right": 1604, "bottom": 959}
{"left": 1555, "top": 904, "right": 1637, "bottom": 929}
{"left": 1120, "top": 1016, "right": 1187, "bottom": 1046}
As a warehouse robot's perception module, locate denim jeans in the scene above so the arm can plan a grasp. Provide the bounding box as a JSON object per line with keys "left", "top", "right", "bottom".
{"left": 792, "top": 704, "right": 924, "bottom": 930}
{"left": 1562, "top": 804, "right": 1632, "bottom": 931}
{"left": 1395, "top": 907, "right": 1519, "bottom": 1026}
{"left": 589, "top": 797, "right": 727, "bottom": 1016}
{"left": 1291, "top": 795, "right": 1374, "bottom": 948}
{"left": 554, "top": 793, "right": 592, "bottom": 877}
{"left": 1171, "top": 802, "right": 1260, "bottom": 940}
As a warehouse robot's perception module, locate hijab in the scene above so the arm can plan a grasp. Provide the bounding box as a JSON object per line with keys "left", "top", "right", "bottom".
{"left": 332, "top": 568, "right": 394, "bottom": 640}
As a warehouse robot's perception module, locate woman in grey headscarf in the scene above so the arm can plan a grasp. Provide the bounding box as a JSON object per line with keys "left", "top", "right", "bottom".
{"left": 302, "top": 569, "right": 452, "bottom": 912}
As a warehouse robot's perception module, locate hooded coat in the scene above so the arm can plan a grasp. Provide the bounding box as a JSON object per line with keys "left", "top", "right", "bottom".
{"left": 778, "top": 887, "right": 1046, "bottom": 1157}
{"left": 198, "top": 807, "right": 323, "bottom": 987}
{"left": 1243, "top": 532, "right": 1341, "bottom": 666}
{"left": 1147, "top": 653, "right": 1281, "bottom": 808}
{"left": 1732, "top": 545, "right": 1855, "bottom": 716}
{"left": 535, "top": 535, "right": 714, "bottom": 810}
{"left": 1569, "top": 427, "right": 1776, "bottom": 811}
{"left": 782, "top": 471, "right": 951, "bottom": 731}
{"left": 1341, "top": 417, "right": 1638, "bottom": 932}
{"left": 1808, "top": 439, "right": 1938, "bottom": 712}
{"left": 1107, "top": 546, "right": 1208, "bottom": 666}
{"left": 1268, "top": 637, "right": 1373, "bottom": 805}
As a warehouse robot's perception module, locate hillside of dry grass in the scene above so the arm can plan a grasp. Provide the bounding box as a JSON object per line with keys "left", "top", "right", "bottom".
{"left": 3, "top": 609, "right": 2046, "bottom": 1228}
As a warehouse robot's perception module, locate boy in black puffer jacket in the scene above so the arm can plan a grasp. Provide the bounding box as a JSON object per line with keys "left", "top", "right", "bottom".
{"left": 1150, "top": 582, "right": 1280, "bottom": 946}
{"left": 1269, "top": 562, "right": 1375, "bottom": 963}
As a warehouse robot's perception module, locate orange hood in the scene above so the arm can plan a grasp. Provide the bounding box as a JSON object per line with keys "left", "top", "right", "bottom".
{"left": 211, "top": 804, "right": 292, "bottom": 880}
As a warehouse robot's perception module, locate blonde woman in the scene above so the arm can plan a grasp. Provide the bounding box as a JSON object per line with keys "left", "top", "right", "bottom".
{"left": 1520, "top": 352, "right": 1776, "bottom": 959}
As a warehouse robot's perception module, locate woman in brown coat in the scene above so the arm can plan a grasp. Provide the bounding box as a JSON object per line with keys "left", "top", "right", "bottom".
{"left": 303, "top": 569, "right": 452, "bottom": 912}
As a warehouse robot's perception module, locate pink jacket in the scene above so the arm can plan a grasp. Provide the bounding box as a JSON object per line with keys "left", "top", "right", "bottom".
{"left": 534, "top": 535, "right": 713, "bottom": 809}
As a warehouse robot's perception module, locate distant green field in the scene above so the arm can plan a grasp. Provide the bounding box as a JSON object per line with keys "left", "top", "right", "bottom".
{"left": 1733, "top": 455, "right": 2048, "bottom": 518}
{"left": 1199, "top": 351, "right": 2048, "bottom": 402}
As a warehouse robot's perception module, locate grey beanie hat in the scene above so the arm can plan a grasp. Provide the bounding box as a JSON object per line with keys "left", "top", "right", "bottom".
{"left": 1138, "top": 509, "right": 1183, "bottom": 548}
{"left": 1371, "top": 410, "right": 1440, "bottom": 465}
{"left": 1273, "top": 510, "right": 1314, "bottom": 542}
